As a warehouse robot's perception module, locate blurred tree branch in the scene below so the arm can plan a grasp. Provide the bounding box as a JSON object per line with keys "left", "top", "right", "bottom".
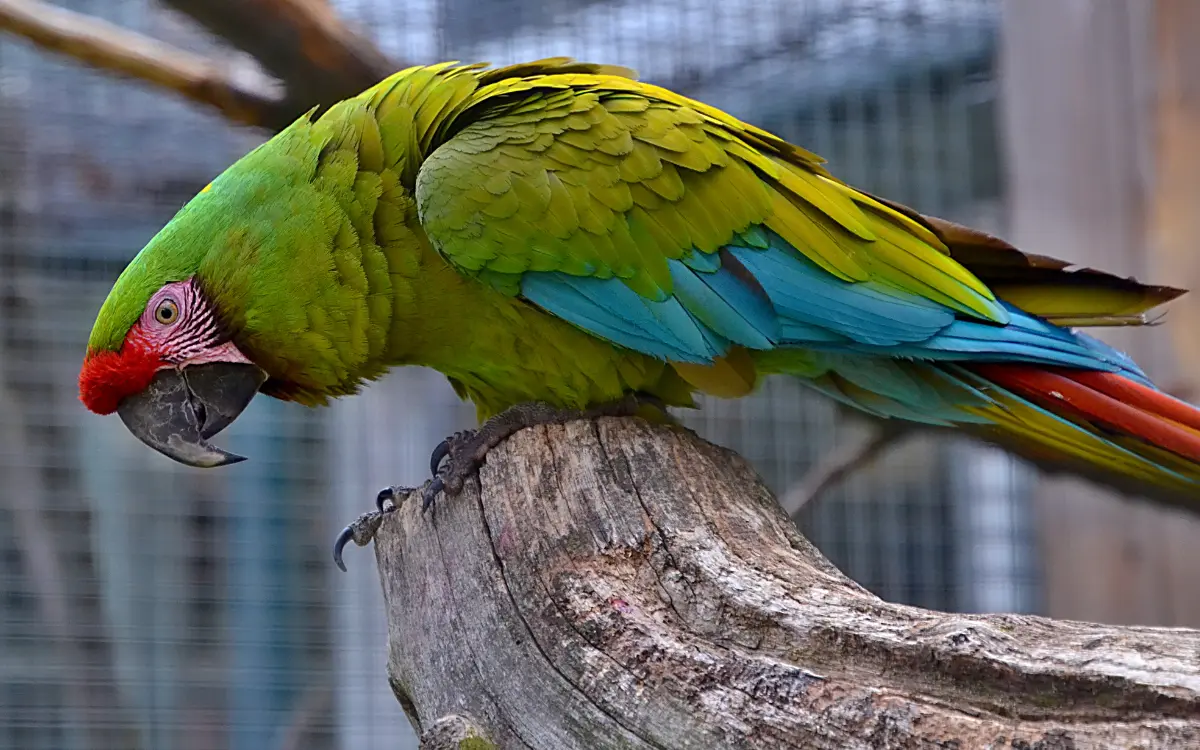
{"left": 825, "top": 407, "right": 1200, "bottom": 516}
{"left": 0, "top": 0, "right": 294, "bottom": 128}
{"left": 162, "top": 0, "right": 395, "bottom": 116}
{"left": 0, "top": 0, "right": 397, "bottom": 132}
{"left": 780, "top": 421, "right": 910, "bottom": 514}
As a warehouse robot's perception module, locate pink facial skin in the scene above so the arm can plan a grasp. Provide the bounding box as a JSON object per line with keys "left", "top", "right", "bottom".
{"left": 80, "top": 278, "right": 251, "bottom": 415}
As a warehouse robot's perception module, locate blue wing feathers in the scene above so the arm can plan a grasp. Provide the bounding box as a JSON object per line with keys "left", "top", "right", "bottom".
{"left": 876, "top": 304, "right": 1152, "bottom": 384}
{"left": 521, "top": 254, "right": 777, "bottom": 362}
{"left": 726, "top": 242, "right": 954, "bottom": 347}
{"left": 669, "top": 258, "right": 779, "bottom": 348}
{"left": 520, "top": 274, "right": 707, "bottom": 362}
{"left": 518, "top": 224, "right": 1152, "bottom": 389}
{"left": 645, "top": 288, "right": 725, "bottom": 359}
{"left": 779, "top": 319, "right": 847, "bottom": 343}
{"left": 679, "top": 249, "right": 722, "bottom": 272}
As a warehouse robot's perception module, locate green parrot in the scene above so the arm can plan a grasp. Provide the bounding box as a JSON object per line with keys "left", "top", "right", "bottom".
{"left": 81, "top": 59, "right": 1200, "bottom": 541}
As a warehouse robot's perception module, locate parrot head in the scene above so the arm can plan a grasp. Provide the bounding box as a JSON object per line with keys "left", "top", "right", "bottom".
{"left": 78, "top": 117, "right": 364, "bottom": 468}
{"left": 79, "top": 103, "right": 429, "bottom": 467}
{"left": 79, "top": 272, "right": 267, "bottom": 467}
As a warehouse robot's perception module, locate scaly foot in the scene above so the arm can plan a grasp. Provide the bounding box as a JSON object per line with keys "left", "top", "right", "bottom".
{"left": 422, "top": 393, "right": 664, "bottom": 512}
{"left": 332, "top": 393, "right": 665, "bottom": 571}
{"left": 332, "top": 485, "right": 410, "bottom": 572}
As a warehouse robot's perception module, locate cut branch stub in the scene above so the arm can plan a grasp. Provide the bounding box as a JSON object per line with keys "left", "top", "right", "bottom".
{"left": 373, "top": 418, "right": 1200, "bottom": 749}
{"left": 0, "top": 0, "right": 292, "bottom": 129}
{"left": 0, "top": 0, "right": 398, "bottom": 131}
{"left": 163, "top": 0, "right": 395, "bottom": 121}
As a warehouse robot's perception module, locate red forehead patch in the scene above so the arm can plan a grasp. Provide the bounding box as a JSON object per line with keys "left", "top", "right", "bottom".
{"left": 78, "top": 341, "right": 164, "bottom": 415}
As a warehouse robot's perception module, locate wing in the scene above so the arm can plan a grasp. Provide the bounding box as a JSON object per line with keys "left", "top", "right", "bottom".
{"left": 859, "top": 192, "right": 1186, "bottom": 327}
{"left": 413, "top": 69, "right": 1167, "bottom": 379}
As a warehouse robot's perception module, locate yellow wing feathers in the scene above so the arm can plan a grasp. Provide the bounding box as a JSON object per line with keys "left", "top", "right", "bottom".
{"left": 354, "top": 59, "right": 1005, "bottom": 321}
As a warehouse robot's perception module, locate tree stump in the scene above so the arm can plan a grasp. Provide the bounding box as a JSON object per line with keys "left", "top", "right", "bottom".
{"left": 362, "top": 418, "right": 1200, "bottom": 749}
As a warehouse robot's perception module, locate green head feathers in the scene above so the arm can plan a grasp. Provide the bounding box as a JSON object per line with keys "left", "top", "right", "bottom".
{"left": 84, "top": 106, "right": 410, "bottom": 404}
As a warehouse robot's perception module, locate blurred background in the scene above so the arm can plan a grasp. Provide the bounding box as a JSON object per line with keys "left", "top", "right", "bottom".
{"left": 1, "top": 0, "right": 1198, "bottom": 748}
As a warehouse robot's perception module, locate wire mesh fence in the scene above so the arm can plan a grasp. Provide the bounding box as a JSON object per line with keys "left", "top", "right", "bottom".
{"left": 0, "top": 1, "right": 1032, "bottom": 749}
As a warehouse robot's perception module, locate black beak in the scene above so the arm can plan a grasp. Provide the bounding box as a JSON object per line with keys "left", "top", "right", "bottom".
{"left": 116, "top": 362, "right": 268, "bottom": 468}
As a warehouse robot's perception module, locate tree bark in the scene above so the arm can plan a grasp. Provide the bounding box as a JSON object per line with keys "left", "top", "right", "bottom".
{"left": 362, "top": 418, "right": 1200, "bottom": 750}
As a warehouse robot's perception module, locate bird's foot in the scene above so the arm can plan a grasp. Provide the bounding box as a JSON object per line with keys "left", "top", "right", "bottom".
{"left": 332, "top": 485, "right": 413, "bottom": 572}
{"left": 422, "top": 393, "right": 664, "bottom": 512}
{"left": 332, "top": 394, "right": 664, "bottom": 570}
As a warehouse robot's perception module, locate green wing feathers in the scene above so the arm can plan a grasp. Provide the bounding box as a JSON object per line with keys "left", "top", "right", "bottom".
{"left": 409, "top": 63, "right": 1008, "bottom": 323}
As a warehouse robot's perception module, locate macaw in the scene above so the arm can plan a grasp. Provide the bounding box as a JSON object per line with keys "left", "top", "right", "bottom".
{"left": 80, "top": 59, "right": 1200, "bottom": 533}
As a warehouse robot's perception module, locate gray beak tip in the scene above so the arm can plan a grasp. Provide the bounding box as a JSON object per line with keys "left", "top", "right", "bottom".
{"left": 163, "top": 433, "right": 249, "bottom": 468}
{"left": 117, "top": 363, "right": 267, "bottom": 468}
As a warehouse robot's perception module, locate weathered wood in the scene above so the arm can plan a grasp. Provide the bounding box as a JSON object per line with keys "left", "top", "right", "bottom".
{"left": 367, "top": 418, "right": 1200, "bottom": 750}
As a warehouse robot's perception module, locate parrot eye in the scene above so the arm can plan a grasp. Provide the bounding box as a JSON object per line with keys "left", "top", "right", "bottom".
{"left": 154, "top": 299, "right": 179, "bottom": 325}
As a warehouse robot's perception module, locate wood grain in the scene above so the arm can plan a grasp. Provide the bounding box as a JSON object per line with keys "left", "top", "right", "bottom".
{"left": 368, "top": 418, "right": 1200, "bottom": 749}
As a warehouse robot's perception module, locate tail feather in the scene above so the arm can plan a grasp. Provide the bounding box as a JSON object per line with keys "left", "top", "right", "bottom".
{"left": 1061, "top": 369, "right": 1200, "bottom": 432}
{"left": 788, "top": 357, "right": 1200, "bottom": 509}
{"left": 950, "top": 366, "right": 1200, "bottom": 490}
{"left": 971, "top": 365, "right": 1200, "bottom": 465}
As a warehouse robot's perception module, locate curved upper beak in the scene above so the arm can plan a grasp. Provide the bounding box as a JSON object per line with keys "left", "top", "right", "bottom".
{"left": 116, "top": 362, "right": 268, "bottom": 468}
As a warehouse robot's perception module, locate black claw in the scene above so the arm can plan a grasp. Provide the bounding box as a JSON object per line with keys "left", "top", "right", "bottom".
{"left": 332, "top": 525, "right": 355, "bottom": 573}
{"left": 376, "top": 486, "right": 396, "bottom": 513}
{"left": 429, "top": 440, "right": 451, "bottom": 477}
{"left": 423, "top": 477, "right": 444, "bottom": 514}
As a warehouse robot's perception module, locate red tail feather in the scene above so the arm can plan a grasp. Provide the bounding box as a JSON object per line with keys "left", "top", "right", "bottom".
{"left": 1063, "top": 370, "right": 1200, "bottom": 432}
{"left": 972, "top": 364, "right": 1200, "bottom": 464}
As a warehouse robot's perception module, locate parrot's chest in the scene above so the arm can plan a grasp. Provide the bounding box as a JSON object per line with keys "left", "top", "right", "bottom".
{"left": 418, "top": 297, "right": 683, "bottom": 420}
{"left": 395, "top": 260, "right": 690, "bottom": 419}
